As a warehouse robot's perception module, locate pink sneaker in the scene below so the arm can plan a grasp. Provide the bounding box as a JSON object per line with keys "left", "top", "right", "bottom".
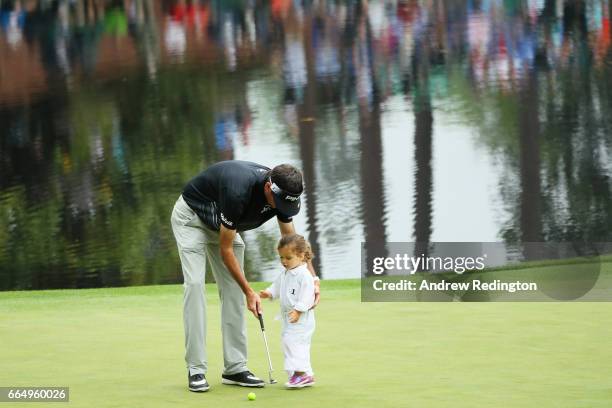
{"left": 285, "top": 374, "right": 315, "bottom": 389}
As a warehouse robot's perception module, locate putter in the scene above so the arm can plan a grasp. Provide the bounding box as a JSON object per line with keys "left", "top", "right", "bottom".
{"left": 257, "top": 313, "right": 277, "bottom": 384}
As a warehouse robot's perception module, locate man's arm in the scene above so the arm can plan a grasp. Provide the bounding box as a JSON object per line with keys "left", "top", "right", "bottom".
{"left": 277, "top": 219, "right": 296, "bottom": 236}
{"left": 277, "top": 219, "right": 321, "bottom": 308}
{"left": 219, "top": 225, "right": 261, "bottom": 317}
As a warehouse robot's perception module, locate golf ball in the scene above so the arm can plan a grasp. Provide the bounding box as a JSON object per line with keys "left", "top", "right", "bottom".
{"left": 248, "top": 392, "right": 256, "bottom": 401}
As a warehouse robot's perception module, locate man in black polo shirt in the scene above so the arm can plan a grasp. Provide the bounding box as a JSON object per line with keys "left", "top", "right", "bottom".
{"left": 171, "top": 160, "right": 320, "bottom": 392}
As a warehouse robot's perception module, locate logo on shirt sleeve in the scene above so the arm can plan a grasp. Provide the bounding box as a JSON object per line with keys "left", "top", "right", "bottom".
{"left": 220, "top": 212, "right": 234, "bottom": 227}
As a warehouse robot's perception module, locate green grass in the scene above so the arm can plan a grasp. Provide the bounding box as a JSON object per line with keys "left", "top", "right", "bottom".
{"left": 1, "top": 280, "right": 611, "bottom": 407}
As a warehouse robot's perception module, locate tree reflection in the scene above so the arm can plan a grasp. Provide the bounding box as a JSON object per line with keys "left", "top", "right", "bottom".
{"left": 1, "top": 0, "right": 611, "bottom": 290}
{"left": 411, "top": 3, "right": 434, "bottom": 261}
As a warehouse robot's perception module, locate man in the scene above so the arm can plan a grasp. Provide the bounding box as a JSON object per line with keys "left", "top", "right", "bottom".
{"left": 170, "top": 160, "right": 320, "bottom": 392}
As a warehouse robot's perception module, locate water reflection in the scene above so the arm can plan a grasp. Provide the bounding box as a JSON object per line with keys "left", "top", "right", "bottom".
{"left": 0, "top": 0, "right": 610, "bottom": 290}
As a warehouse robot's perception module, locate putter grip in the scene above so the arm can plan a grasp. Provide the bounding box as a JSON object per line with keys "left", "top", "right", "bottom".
{"left": 258, "top": 313, "right": 265, "bottom": 330}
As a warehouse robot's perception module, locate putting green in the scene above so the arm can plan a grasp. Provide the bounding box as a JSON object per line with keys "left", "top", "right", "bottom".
{"left": 1, "top": 279, "right": 611, "bottom": 407}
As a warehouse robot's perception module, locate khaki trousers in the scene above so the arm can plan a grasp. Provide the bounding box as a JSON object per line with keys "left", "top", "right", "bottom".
{"left": 171, "top": 195, "right": 248, "bottom": 376}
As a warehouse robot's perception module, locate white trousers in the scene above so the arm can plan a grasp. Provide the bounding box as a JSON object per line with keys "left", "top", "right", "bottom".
{"left": 281, "top": 309, "right": 315, "bottom": 376}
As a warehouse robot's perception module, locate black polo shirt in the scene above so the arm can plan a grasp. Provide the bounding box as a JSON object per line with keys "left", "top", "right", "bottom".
{"left": 181, "top": 161, "right": 293, "bottom": 232}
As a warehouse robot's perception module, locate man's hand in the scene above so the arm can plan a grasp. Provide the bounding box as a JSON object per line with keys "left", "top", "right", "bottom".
{"left": 259, "top": 290, "right": 271, "bottom": 299}
{"left": 219, "top": 225, "right": 262, "bottom": 319}
{"left": 288, "top": 309, "right": 301, "bottom": 323}
{"left": 311, "top": 279, "right": 320, "bottom": 309}
{"left": 246, "top": 290, "right": 262, "bottom": 318}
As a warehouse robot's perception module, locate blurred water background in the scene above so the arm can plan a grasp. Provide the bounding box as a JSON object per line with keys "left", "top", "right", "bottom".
{"left": 0, "top": 0, "right": 611, "bottom": 290}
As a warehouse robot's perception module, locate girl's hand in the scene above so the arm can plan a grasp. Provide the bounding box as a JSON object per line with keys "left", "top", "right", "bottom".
{"left": 259, "top": 290, "right": 271, "bottom": 299}
{"left": 288, "top": 309, "right": 301, "bottom": 323}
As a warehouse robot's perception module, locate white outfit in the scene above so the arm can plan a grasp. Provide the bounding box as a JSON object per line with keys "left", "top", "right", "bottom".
{"left": 265, "top": 263, "right": 315, "bottom": 376}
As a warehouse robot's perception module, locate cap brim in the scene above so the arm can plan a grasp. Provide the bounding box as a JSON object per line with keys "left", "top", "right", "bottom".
{"left": 272, "top": 194, "right": 301, "bottom": 218}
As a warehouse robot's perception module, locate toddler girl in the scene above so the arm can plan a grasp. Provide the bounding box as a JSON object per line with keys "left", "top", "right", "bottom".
{"left": 260, "top": 234, "right": 316, "bottom": 388}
